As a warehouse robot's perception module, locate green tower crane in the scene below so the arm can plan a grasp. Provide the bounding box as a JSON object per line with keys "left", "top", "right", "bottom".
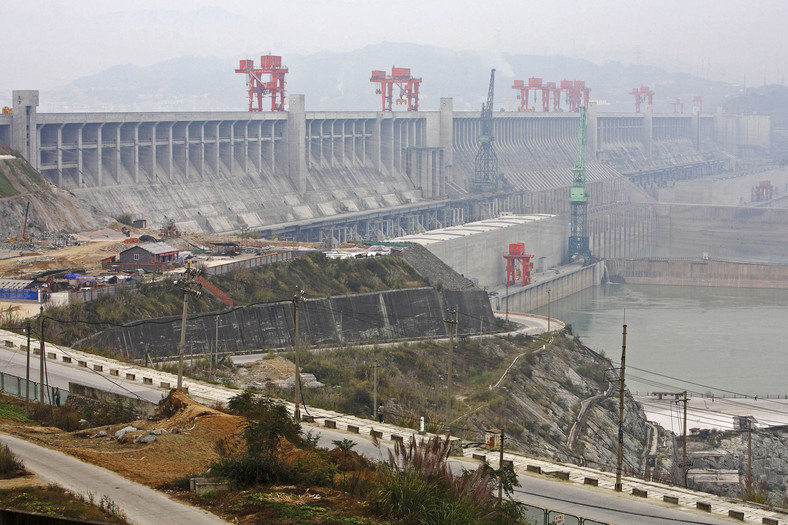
{"left": 471, "top": 69, "right": 498, "bottom": 193}
{"left": 565, "top": 106, "right": 592, "bottom": 264}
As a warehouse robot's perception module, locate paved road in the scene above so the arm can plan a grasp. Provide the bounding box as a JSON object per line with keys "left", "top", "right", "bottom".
{"left": 0, "top": 433, "right": 228, "bottom": 525}
{"left": 310, "top": 425, "right": 738, "bottom": 525}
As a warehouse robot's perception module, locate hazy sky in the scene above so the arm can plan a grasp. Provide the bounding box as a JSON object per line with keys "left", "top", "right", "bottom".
{"left": 4, "top": 0, "right": 787, "bottom": 98}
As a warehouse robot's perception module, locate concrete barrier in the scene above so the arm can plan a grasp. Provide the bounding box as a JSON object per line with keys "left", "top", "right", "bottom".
{"left": 696, "top": 502, "right": 712, "bottom": 512}
{"left": 347, "top": 425, "right": 359, "bottom": 434}
{"left": 584, "top": 477, "right": 598, "bottom": 486}
{"left": 61, "top": 356, "right": 71, "bottom": 363}
{"left": 547, "top": 471, "right": 570, "bottom": 481}
{"left": 663, "top": 495, "right": 679, "bottom": 504}
{"left": 526, "top": 465, "right": 542, "bottom": 474}
{"left": 391, "top": 434, "right": 404, "bottom": 444}
{"left": 126, "top": 373, "right": 136, "bottom": 380}
{"left": 110, "top": 369, "right": 119, "bottom": 376}
{"left": 77, "top": 360, "right": 87, "bottom": 367}
{"left": 370, "top": 429, "right": 383, "bottom": 439}
{"left": 4, "top": 340, "right": 13, "bottom": 347}
{"left": 143, "top": 377, "right": 153, "bottom": 385}
{"left": 728, "top": 510, "right": 745, "bottom": 521}
{"left": 160, "top": 382, "right": 170, "bottom": 389}
{"left": 324, "top": 420, "right": 336, "bottom": 429}
{"left": 762, "top": 517, "right": 779, "bottom": 525}
{"left": 472, "top": 453, "right": 487, "bottom": 463}
{"left": 46, "top": 352, "right": 56, "bottom": 360}
{"left": 632, "top": 488, "right": 647, "bottom": 498}
{"left": 93, "top": 364, "right": 103, "bottom": 372}
{"left": 33, "top": 347, "right": 40, "bottom": 355}
{"left": 501, "top": 459, "right": 514, "bottom": 468}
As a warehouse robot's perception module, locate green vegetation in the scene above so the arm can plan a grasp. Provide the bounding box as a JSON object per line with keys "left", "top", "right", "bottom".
{"left": 0, "top": 170, "right": 19, "bottom": 198}
{"left": 0, "top": 444, "right": 24, "bottom": 477}
{"left": 201, "top": 392, "right": 523, "bottom": 525}
{"left": 0, "top": 486, "right": 129, "bottom": 524}
{"left": 114, "top": 213, "right": 133, "bottom": 226}
{"left": 23, "top": 283, "right": 221, "bottom": 347}
{"left": 11, "top": 252, "right": 428, "bottom": 351}
{"left": 213, "top": 251, "right": 428, "bottom": 303}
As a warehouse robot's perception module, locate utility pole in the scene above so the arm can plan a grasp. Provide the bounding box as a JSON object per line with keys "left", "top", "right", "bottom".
{"left": 25, "top": 322, "right": 30, "bottom": 416}
{"left": 373, "top": 358, "right": 378, "bottom": 421}
{"left": 748, "top": 418, "right": 753, "bottom": 482}
{"left": 176, "top": 263, "right": 202, "bottom": 391}
{"left": 446, "top": 308, "right": 457, "bottom": 429}
{"left": 292, "top": 288, "right": 306, "bottom": 409}
{"left": 615, "top": 322, "right": 627, "bottom": 492}
{"left": 39, "top": 307, "right": 45, "bottom": 404}
{"left": 682, "top": 391, "right": 688, "bottom": 488}
{"left": 547, "top": 288, "right": 551, "bottom": 332}
{"left": 505, "top": 282, "right": 509, "bottom": 322}
{"left": 498, "top": 428, "right": 505, "bottom": 504}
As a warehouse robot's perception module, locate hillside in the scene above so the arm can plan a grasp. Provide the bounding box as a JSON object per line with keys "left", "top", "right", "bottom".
{"left": 256, "top": 330, "right": 656, "bottom": 476}
{"left": 0, "top": 142, "right": 104, "bottom": 239}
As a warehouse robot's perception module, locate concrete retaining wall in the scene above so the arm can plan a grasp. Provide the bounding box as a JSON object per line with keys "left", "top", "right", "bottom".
{"left": 502, "top": 261, "right": 606, "bottom": 313}
{"left": 654, "top": 203, "right": 788, "bottom": 263}
{"left": 79, "top": 287, "right": 496, "bottom": 359}
{"left": 606, "top": 258, "right": 788, "bottom": 288}
{"left": 67, "top": 382, "right": 158, "bottom": 416}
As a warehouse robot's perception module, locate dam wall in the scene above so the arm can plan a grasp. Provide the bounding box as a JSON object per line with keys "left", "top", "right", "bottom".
{"left": 0, "top": 90, "right": 758, "bottom": 241}
{"left": 498, "top": 260, "right": 606, "bottom": 314}
{"left": 606, "top": 258, "right": 788, "bottom": 288}
{"left": 80, "top": 287, "right": 496, "bottom": 359}
{"left": 653, "top": 203, "right": 788, "bottom": 263}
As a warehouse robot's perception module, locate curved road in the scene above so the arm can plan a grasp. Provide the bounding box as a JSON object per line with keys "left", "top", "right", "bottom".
{"left": 0, "top": 433, "right": 228, "bottom": 525}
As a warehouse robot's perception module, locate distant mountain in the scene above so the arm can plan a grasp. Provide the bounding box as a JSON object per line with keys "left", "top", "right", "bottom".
{"left": 723, "top": 84, "right": 788, "bottom": 128}
{"left": 42, "top": 42, "right": 741, "bottom": 113}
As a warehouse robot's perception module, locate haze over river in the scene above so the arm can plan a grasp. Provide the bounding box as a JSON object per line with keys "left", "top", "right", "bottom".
{"left": 532, "top": 283, "right": 788, "bottom": 397}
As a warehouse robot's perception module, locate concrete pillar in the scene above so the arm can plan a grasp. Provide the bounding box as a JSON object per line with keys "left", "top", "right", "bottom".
{"left": 199, "top": 122, "right": 206, "bottom": 180}
{"left": 133, "top": 123, "right": 140, "bottom": 184}
{"left": 11, "top": 90, "right": 39, "bottom": 168}
{"left": 642, "top": 105, "right": 653, "bottom": 158}
{"left": 115, "top": 125, "right": 121, "bottom": 184}
{"left": 286, "top": 94, "right": 307, "bottom": 193}
{"left": 439, "top": 98, "right": 453, "bottom": 192}
{"left": 77, "top": 123, "right": 85, "bottom": 188}
{"left": 56, "top": 124, "right": 64, "bottom": 187}
{"left": 214, "top": 122, "right": 220, "bottom": 177}
{"left": 587, "top": 102, "right": 598, "bottom": 159}
{"left": 691, "top": 107, "right": 700, "bottom": 150}
{"left": 167, "top": 122, "right": 174, "bottom": 181}
{"left": 183, "top": 123, "right": 190, "bottom": 180}
{"left": 97, "top": 123, "right": 104, "bottom": 186}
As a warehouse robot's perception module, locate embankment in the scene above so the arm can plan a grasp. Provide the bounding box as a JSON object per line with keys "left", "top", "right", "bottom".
{"left": 606, "top": 258, "right": 788, "bottom": 288}
{"left": 79, "top": 287, "right": 496, "bottom": 359}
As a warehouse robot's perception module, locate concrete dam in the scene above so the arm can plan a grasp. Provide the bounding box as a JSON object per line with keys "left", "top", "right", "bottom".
{"left": 0, "top": 89, "right": 772, "bottom": 250}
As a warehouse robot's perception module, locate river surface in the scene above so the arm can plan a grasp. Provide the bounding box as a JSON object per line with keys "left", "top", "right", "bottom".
{"left": 531, "top": 283, "right": 788, "bottom": 397}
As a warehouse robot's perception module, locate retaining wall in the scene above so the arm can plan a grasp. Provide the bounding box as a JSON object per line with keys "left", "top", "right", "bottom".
{"left": 606, "top": 258, "right": 788, "bottom": 288}
{"left": 79, "top": 287, "right": 495, "bottom": 359}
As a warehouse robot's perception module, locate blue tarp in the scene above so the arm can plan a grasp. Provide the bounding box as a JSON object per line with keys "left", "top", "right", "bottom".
{"left": 0, "top": 288, "right": 38, "bottom": 301}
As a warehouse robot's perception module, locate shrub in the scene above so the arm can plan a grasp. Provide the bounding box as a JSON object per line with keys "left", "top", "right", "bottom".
{"left": 368, "top": 436, "right": 521, "bottom": 525}
{"left": 0, "top": 444, "right": 24, "bottom": 477}
{"left": 114, "top": 213, "right": 133, "bottom": 226}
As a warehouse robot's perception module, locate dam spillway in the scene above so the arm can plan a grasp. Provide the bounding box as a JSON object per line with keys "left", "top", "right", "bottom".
{"left": 0, "top": 89, "right": 772, "bottom": 245}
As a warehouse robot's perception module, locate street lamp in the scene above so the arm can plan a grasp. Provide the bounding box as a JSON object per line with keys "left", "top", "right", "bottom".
{"left": 547, "top": 288, "right": 551, "bottom": 332}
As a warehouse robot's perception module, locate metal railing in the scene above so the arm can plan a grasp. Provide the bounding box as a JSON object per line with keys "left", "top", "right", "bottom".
{"left": 518, "top": 503, "right": 608, "bottom": 525}
{"left": 0, "top": 371, "right": 68, "bottom": 406}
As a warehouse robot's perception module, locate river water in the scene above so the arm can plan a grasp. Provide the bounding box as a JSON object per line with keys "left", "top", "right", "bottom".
{"left": 531, "top": 283, "right": 788, "bottom": 397}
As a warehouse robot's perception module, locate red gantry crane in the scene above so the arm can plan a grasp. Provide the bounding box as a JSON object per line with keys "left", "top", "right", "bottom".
{"left": 235, "top": 55, "right": 288, "bottom": 112}
{"left": 512, "top": 78, "right": 590, "bottom": 112}
{"left": 370, "top": 67, "right": 422, "bottom": 111}
{"left": 630, "top": 86, "right": 654, "bottom": 113}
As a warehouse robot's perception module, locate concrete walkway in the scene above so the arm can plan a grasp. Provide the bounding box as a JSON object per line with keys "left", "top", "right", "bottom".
{"left": 0, "top": 433, "right": 229, "bottom": 525}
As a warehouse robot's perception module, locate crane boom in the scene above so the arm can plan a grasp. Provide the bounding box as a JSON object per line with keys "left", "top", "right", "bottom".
{"left": 472, "top": 69, "right": 499, "bottom": 193}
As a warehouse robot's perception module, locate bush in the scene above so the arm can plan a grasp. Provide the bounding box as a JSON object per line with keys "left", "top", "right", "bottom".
{"left": 368, "top": 436, "right": 522, "bottom": 525}
{"left": 0, "top": 444, "right": 24, "bottom": 477}
{"left": 114, "top": 213, "right": 133, "bottom": 226}
{"left": 210, "top": 455, "right": 285, "bottom": 487}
